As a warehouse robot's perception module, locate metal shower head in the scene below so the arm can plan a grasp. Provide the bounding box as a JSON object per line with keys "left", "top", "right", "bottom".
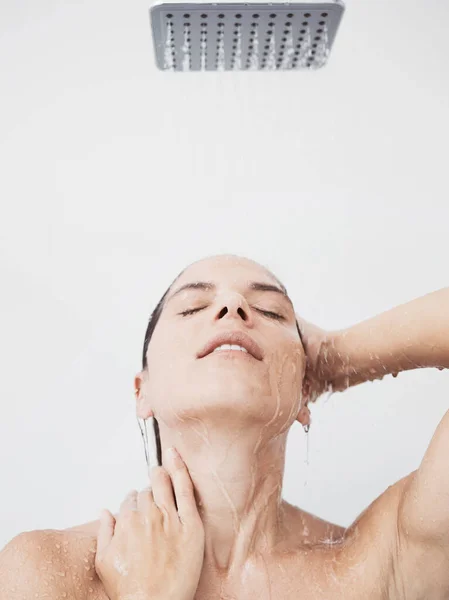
{"left": 150, "top": 1, "right": 345, "bottom": 72}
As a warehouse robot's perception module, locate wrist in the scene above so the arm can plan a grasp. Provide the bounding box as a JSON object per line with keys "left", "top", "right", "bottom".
{"left": 320, "top": 328, "right": 373, "bottom": 392}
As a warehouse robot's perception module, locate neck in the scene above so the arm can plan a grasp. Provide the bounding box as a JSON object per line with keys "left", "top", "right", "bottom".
{"left": 158, "top": 422, "right": 289, "bottom": 574}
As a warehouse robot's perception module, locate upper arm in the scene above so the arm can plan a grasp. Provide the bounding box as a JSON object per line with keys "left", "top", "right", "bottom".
{"left": 396, "top": 409, "right": 449, "bottom": 598}
{"left": 0, "top": 530, "right": 75, "bottom": 600}
{"left": 398, "top": 407, "right": 449, "bottom": 543}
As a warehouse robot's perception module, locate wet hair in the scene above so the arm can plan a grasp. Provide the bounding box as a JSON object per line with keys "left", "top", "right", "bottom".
{"left": 140, "top": 265, "right": 303, "bottom": 466}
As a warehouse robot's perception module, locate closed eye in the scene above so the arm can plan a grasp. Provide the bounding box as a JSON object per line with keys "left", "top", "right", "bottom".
{"left": 178, "top": 307, "right": 284, "bottom": 320}
{"left": 179, "top": 307, "right": 204, "bottom": 316}
{"left": 257, "top": 309, "right": 284, "bottom": 320}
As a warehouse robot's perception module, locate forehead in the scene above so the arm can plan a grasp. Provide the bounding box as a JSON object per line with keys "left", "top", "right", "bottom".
{"left": 174, "top": 256, "right": 282, "bottom": 290}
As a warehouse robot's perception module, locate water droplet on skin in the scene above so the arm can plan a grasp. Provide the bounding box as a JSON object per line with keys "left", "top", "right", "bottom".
{"left": 392, "top": 372, "right": 398, "bottom": 378}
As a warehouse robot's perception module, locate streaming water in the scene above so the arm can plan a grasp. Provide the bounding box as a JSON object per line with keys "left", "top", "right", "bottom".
{"left": 232, "top": 28, "right": 243, "bottom": 71}
{"left": 281, "top": 27, "right": 295, "bottom": 70}
{"left": 265, "top": 32, "right": 276, "bottom": 71}
{"left": 163, "top": 21, "right": 175, "bottom": 71}
{"left": 304, "top": 426, "right": 310, "bottom": 487}
{"left": 137, "top": 416, "right": 152, "bottom": 484}
{"left": 200, "top": 29, "right": 207, "bottom": 71}
{"left": 248, "top": 27, "right": 260, "bottom": 71}
{"left": 181, "top": 25, "right": 190, "bottom": 71}
{"left": 313, "top": 25, "right": 330, "bottom": 69}
{"left": 216, "top": 29, "right": 225, "bottom": 71}
{"left": 297, "top": 27, "right": 312, "bottom": 69}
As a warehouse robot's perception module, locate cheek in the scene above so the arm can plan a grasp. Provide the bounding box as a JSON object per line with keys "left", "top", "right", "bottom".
{"left": 266, "top": 343, "right": 305, "bottom": 404}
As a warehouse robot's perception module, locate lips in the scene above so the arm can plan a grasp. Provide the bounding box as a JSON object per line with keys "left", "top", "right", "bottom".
{"left": 197, "top": 330, "right": 264, "bottom": 361}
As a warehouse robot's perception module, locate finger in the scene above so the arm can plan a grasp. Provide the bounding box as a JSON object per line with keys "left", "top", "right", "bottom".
{"left": 120, "top": 489, "right": 138, "bottom": 515}
{"left": 137, "top": 483, "right": 157, "bottom": 515}
{"left": 96, "top": 509, "right": 116, "bottom": 557}
{"left": 149, "top": 466, "right": 178, "bottom": 518}
{"left": 164, "top": 447, "right": 199, "bottom": 524}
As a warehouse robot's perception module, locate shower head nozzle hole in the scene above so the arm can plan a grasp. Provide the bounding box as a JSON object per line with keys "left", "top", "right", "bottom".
{"left": 253, "top": 14, "right": 259, "bottom": 18}
{"left": 183, "top": 13, "right": 190, "bottom": 18}
{"left": 287, "top": 13, "right": 294, "bottom": 18}
{"left": 304, "top": 13, "right": 311, "bottom": 18}
{"left": 218, "top": 14, "right": 225, "bottom": 19}
{"left": 321, "top": 13, "right": 328, "bottom": 17}
{"left": 270, "top": 13, "right": 276, "bottom": 18}
{"left": 201, "top": 13, "right": 208, "bottom": 18}
{"left": 166, "top": 13, "right": 173, "bottom": 18}
{"left": 319, "top": 21, "right": 326, "bottom": 25}
{"left": 235, "top": 14, "right": 242, "bottom": 18}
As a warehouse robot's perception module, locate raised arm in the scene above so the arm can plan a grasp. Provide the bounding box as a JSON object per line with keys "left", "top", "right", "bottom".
{"left": 308, "top": 287, "right": 449, "bottom": 598}
{"left": 324, "top": 286, "right": 449, "bottom": 390}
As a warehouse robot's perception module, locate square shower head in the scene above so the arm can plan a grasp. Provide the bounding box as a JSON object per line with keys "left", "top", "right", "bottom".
{"left": 150, "top": 1, "right": 345, "bottom": 71}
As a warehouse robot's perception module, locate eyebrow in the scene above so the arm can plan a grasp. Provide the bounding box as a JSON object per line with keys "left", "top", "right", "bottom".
{"left": 166, "top": 280, "right": 293, "bottom": 308}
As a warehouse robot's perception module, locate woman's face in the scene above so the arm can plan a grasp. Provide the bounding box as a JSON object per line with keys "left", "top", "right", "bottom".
{"left": 136, "top": 255, "right": 308, "bottom": 435}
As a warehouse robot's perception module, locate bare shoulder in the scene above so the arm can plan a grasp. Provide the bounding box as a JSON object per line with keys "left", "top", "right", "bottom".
{"left": 284, "top": 472, "right": 414, "bottom": 600}
{"left": 335, "top": 471, "right": 412, "bottom": 599}
{"left": 0, "top": 527, "right": 106, "bottom": 600}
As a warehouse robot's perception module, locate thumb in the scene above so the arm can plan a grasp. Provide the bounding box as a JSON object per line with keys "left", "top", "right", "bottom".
{"left": 96, "top": 509, "right": 115, "bottom": 557}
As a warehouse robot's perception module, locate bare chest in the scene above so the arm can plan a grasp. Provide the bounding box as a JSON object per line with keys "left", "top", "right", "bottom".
{"left": 192, "top": 546, "right": 390, "bottom": 600}
{"left": 76, "top": 545, "right": 390, "bottom": 600}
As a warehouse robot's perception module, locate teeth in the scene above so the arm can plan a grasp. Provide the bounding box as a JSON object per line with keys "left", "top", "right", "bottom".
{"left": 213, "top": 344, "right": 248, "bottom": 353}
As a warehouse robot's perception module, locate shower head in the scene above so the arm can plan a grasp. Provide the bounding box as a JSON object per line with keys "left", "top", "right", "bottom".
{"left": 150, "top": 1, "right": 345, "bottom": 72}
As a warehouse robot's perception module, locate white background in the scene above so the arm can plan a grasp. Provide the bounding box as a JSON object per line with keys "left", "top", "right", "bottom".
{"left": 1, "top": 0, "right": 448, "bottom": 549}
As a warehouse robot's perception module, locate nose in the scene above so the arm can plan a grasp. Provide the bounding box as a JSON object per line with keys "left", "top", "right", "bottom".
{"left": 214, "top": 293, "right": 253, "bottom": 325}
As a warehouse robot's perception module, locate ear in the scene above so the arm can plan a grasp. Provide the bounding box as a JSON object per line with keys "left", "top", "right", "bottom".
{"left": 134, "top": 372, "right": 154, "bottom": 419}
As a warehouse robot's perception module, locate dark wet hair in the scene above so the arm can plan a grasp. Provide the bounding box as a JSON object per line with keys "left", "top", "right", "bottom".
{"left": 141, "top": 265, "right": 302, "bottom": 466}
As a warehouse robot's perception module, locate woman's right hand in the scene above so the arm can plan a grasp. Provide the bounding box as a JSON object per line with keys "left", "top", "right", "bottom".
{"left": 94, "top": 447, "right": 205, "bottom": 600}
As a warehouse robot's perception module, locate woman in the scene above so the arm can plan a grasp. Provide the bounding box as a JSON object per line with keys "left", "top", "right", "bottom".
{"left": 1, "top": 254, "right": 448, "bottom": 600}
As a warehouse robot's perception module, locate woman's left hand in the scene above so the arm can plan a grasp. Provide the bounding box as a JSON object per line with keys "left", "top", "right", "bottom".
{"left": 94, "top": 447, "right": 205, "bottom": 600}
{"left": 297, "top": 315, "right": 337, "bottom": 403}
